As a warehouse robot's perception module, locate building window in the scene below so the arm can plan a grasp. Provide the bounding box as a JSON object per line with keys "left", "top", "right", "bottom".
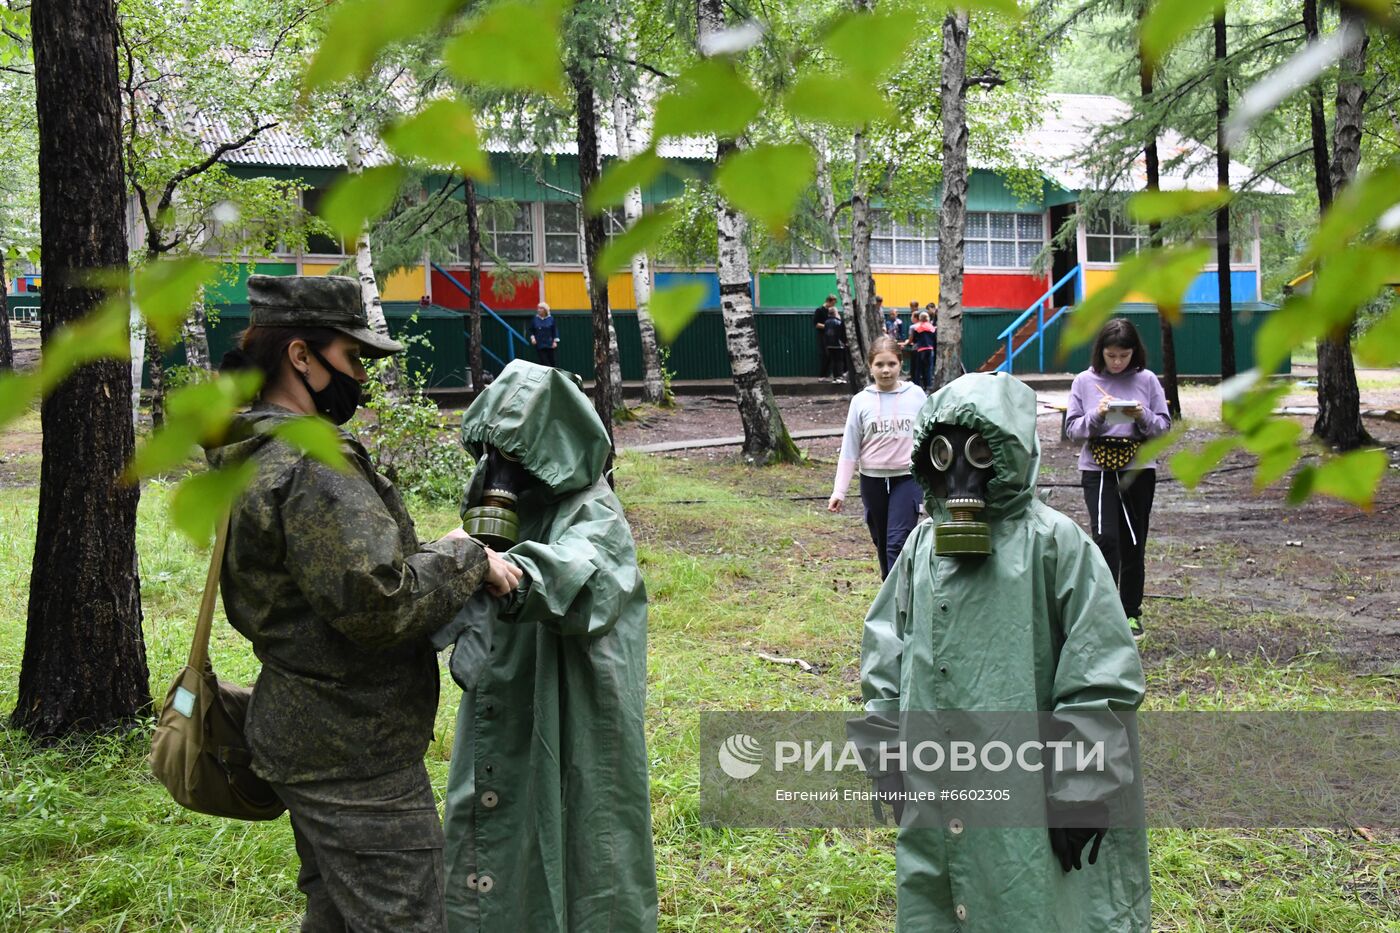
{"left": 483, "top": 200, "right": 534, "bottom": 264}
{"left": 1085, "top": 210, "right": 1145, "bottom": 263}
{"left": 1198, "top": 232, "right": 1253, "bottom": 266}
{"left": 966, "top": 211, "right": 1043, "bottom": 268}
{"left": 871, "top": 211, "right": 939, "bottom": 267}
{"left": 302, "top": 188, "right": 351, "bottom": 256}
{"left": 543, "top": 202, "right": 580, "bottom": 265}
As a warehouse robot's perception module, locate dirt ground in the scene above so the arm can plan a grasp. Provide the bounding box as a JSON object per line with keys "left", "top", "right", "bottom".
{"left": 615, "top": 369, "right": 1400, "bottom": 677}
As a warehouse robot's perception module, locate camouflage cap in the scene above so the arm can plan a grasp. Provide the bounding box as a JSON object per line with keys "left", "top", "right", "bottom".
{"left": 247, "top": 274, "right": 404, "bottom": 359}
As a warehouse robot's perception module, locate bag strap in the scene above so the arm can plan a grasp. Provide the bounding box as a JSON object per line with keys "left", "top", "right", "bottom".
{"left": 188, "top": 511, "right": 233, "bottom": 671}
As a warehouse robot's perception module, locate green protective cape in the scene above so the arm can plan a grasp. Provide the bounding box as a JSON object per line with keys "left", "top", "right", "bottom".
{"left": 443, "top": 360, "right": 658, "bottom": 932}
{"left": 856, "top": 372, "right": 1151, "bottom": 932}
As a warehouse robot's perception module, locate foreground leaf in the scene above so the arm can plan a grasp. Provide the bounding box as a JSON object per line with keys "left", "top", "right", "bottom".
{"left": 443, "top": 0, "right": 566, "bottom": 97}
{"left": 1128, "top": 189, "right": 1231, "bottom": 224}
{"left": 715, "top": 143, "right": 816, "bottom": 235}
{"left": 384, "top": 99, "right": 491, "bottom": 179}
{"left": 652, "top": 60, "right": 762, "bottom": 140}
{"left": 319, "top": 166, "right": 407, "bottom": 243}
{"left": 1310, "top": 448, "right": 1388, "bottom": 509}
{"left": 1169, "top": 436, "right": 1238, "bottom": 489}
{"left": 595, "top": 208, "right": 675, "bottom": 279}
{"left": 821, "top": 9, "right": 921, "bottom": 81}
{"left": 303, "top": 0, "right": 464, "bottom": 93}
{"left": 1141, "top": 0, "right": 1223, "bottom": 64}
{"left": 585, "top": 150, "right": 665, "bottom": 214}
{"left": 170, "top": 461, "right": 258, "bottom": 545}
{"left": 783, "top": 73, "right": 894, "bottom": 128}
{"left": 272, "top": 417, "right": 352, "bottom": 473}
{"left": 647, "top": 283, "right": 708, "bottom": 344}
{"left": 133, "top": 257, "right": 214, "bottom": 344}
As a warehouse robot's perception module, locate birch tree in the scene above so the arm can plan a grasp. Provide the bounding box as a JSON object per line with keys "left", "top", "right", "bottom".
{"left": 933, "top": 9, "right": 970, "bottom": 390}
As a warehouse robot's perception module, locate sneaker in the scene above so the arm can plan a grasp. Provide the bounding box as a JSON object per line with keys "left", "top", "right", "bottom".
{"left": 1127, "top": 617, "right": 1144, "bottom": 639}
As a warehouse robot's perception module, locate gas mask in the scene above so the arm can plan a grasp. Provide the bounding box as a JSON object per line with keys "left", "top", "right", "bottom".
{"left": 924, "top": 425, "right": 996, "bottom": 558}
{"left": 462, "top": 446, "right": 530, "bottom": 549}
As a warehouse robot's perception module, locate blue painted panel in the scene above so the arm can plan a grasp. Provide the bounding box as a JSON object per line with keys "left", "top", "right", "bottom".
{"left": 655, "top": 271, "right": 723, "bottom": 308}
{"left": 1184, "top": 270, "right": 1259, "bottom": 303}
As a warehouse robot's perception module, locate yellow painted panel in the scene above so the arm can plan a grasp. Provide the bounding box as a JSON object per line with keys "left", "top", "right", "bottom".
{"left": 382, "top": 267, "right": 425, "bottom": 301}
{"left": 1083, "top": 267, "right": 1150, "bottom": 303}
{"left": 608, "top": 273, "right": 637, "bottom": 310}
{"left": 872, "top": 273, "right": 939, "bottom": 308}
{"left": 301, "top": 262, "right": 426, "bottom": 302}
{"left": 544, "top": 271, "right": 590, "bottom": 309}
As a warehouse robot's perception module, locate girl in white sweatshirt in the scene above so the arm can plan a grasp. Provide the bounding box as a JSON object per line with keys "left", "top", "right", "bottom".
{"left": 828, "top": 336, "right": 928, "bottom": 578}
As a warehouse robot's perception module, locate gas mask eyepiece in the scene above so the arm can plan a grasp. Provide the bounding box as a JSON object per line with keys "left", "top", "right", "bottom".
{"left": 462, "top": 446, "right": 528, "bottom": 550}
{"left": 925, "top": 426, "right": 995, "bottom": 558}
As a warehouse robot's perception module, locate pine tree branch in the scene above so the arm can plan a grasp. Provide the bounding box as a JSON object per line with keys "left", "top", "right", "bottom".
{"left": 593, "top": 52, "right": 670, "bottom": 80}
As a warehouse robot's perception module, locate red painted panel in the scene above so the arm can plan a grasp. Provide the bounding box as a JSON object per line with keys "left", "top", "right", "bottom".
{"left": 431, "top": 268, "right": 541, "bottom": 311}
{"left": 964, "top": 273, "right": 1050, "bottom": 309}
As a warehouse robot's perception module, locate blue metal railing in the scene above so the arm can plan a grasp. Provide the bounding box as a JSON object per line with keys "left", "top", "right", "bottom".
{"left": 429, "top": 263, "right": 530, "bottom": 370}
{"left": 996, "top": 264, "right": 1084, "bottom": 373}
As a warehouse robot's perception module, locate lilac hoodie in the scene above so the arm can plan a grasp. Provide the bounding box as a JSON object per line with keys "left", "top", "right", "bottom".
{"left": 1065, "top": 367, "right": 1171, "bottom": 470}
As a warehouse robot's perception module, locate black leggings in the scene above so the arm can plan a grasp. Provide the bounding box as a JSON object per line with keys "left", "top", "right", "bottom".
{"left": 1080, "top": 469, "right": 1156, "bottom": 619}
{"left": 860, "top": 473, "right": 922, "bottom": 579}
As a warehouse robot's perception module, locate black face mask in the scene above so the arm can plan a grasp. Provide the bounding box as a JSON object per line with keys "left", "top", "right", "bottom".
{"left": 924, "top": 425, "right": 996, "bottom": 558}
{"left": 462, "top": 446, "right": 531, "bottom": 549}
{"left": 297, "top": 347, "right": 363, "bottom": 425}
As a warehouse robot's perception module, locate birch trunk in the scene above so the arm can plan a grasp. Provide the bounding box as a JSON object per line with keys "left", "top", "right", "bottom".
{"left": 611, "top": 76, "right": 665, "bottom": 405}
{"left": 0, "top": 249, "right": 12, "bottom": 370}
{"left": 180, "top": 286, "right": 210, "bottom": 370}
{"left": 699, "top": 0, "right": 799, "bottom": 464}
{"left": 933, "top": 10, "right": 969, "bottom": 390}
{"left": 849, "top": 129, "right": 879, "bottom": 374}
{"left": 1315, "top": 5, "right": 1370, "bottom": 449}
{"left": 813, "top": 138, "right": 866, "bottom": 382}
{"left": 346, "top": 131, "right": 400, "bottom": 395}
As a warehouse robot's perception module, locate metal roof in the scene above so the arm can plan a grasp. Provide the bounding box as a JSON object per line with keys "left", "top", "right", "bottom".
{"left": 201, "top": 93, "right": 1287, "bottom": 195}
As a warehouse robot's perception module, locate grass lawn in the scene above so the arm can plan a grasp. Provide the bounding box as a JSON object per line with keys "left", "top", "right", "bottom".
{"left": 2, "top": 452, "right": 1398, "bottom": 931}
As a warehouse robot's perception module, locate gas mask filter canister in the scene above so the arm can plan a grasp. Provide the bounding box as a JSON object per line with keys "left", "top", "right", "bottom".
{"left": 927, "top": 426, "right": 995, "bottom": 558}
{"left": 462, "top": 446, "right": 528, "bottom": 549}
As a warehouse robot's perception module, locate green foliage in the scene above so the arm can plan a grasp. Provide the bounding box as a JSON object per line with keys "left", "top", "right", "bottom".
{"left": 1128, "top": 189, "right": 1232, "bottom": 224}
{"left": 596, "top": 207, "right": 676, "bottom": 278}
{"left": 1140, "top": 0, "right": 1225, "bottom": 65}
{"left": 784, "top": 73, "right": 894, "bottom": 127}
{"left": 356, "top": 352, "right": 474, "bottom": 505}
{"left": 302, "top": 0, "right": 464, "bottom": 94}
{"left": 586, "top": 150, "right": 667, "bottom": 213}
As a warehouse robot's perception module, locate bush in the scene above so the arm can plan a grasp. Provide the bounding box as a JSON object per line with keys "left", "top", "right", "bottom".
{"left": 355, "top": 337, "right": 474, "bottom": 506}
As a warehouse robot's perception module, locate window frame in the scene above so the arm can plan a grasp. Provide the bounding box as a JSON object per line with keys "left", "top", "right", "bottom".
{"left": 964, "top": 210, "right": 1044, "bottom": 270}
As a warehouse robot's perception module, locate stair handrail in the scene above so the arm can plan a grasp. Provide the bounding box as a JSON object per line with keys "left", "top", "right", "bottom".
{"left": 996, "top": 264, "right": 1083, "bottom": 373}
{"left": 429, "top": 262, "right": 530, "bottom": 367}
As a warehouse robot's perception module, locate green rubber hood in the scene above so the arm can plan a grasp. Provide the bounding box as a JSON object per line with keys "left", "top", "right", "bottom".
{"left": 911, "top": 372, "right": 1041, "bottom": 522}
{"left": 459, "top": 360, "right": 611, "bottom": 497}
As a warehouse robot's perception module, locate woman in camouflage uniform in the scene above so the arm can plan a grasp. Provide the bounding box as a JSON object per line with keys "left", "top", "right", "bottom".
{"left": 210, "top": 275, "right": 520, "bottom": 933}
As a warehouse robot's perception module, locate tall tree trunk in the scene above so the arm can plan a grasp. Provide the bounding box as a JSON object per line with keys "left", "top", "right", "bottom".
{"left": 1139, "top": 10, "right": 1181, "bottom": 418}
{"left": 699, "top": 0, "right": 799, "bottom": 464}
{"left": 464, "top": 177, "right": 484, "bottom": 394}
{"left": 1315, "top": 5, "right": 1370, "bottom": 449}
{"left": 148, "top": 331, "right": 165, "bottom": 427}
{"left": 0, "top": 249, "right": 13, "bottom": 371}
{"left": 813, "top": 137, "right": 866, "bottom": 382}
{"left": 610, "top": 78, "right": 665, "bottom": 405}
{"left": 1303, "top": 0, "right": 1333, "bottom": 209}
{"left": 346, "top": 131, "right": 399, "bottom": 395}
{"left": 1213, "top": 10, "right": 1236, "bottom": 380}
{"left": 180, "top": 286, "right": 210, "bottom": 371}
{"left": 849, "top": 130, "right": 878, "bottom": 378}
{"left": 572, "top": 67, "right": 619, "bottom": 452}
{"left": 15, "top": 0, "right": 150, "bottom": 738}
{"left": 933, "top": 9, "right": 969, "bottom": 391}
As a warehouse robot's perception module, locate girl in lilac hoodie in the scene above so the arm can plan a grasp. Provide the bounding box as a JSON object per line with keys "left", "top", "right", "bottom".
{"left": 828, "top": 336, "right": 927, "bottom": 578}
{"left": 1065, "top": 318, "right": 1171, "bottom": 637}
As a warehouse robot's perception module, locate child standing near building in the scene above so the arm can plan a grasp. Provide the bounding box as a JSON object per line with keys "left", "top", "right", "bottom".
{"left": 828, "top": 336, "right": 927, "bottom": 578}
{"left": 824, "top": 303, "right": 848, "bottom": 383}
{"left": 907, "top": 310, "right": 937, "bottom": 391}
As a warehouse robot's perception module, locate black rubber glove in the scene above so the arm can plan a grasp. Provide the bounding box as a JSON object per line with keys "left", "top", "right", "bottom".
{"left": 872, "top": 772, "right": 906, "bottom": 826}
{"left": 1047, "top": 801, "right": 1110, "bottom": 872}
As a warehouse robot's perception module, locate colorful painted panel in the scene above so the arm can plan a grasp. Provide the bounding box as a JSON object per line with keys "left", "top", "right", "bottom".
{"left": 872, "top": 273, "right": 939, "bottom": 308}
{"left": 541, "top": 271, "right": 639, "bottom": 311}
{"left": 607, "top": 274, "right": 638, "bottom": 310}
{"left": 654, "top": 271, "right": 721, "bottom": 308}
{"left": 431, "top": 268, "right": 540, "bottom": 310}
{"left": 963, "top": 273, "right": 1052, "bottom": 309}
{"left": 1083, "top": 268, "right": 1151, "bottom": 303}
{"left": 757, "top": 272, "right": 842, "bottom": 309}
{"left": 1183, "top": 270, "right": 1261, "bottom": 303}
{"left": 208, "top": 261, "right": 297, "bottom": 304}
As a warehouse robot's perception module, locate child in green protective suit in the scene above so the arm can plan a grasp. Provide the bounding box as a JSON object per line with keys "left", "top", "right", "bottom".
{"left": 438, "top": 360, "right": 658, "bottom": 933}
{"left": 854, "top": 372, "right": 1151, "bottom": 932}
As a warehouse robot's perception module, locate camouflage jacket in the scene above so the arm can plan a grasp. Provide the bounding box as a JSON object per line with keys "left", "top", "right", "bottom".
{"left": 208, "top": 405, "right": 486, "bottom": 784}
